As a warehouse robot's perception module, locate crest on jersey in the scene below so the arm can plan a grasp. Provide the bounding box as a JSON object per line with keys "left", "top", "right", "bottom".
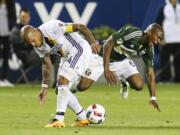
{"left": 85, "top": 69, "right": 91, "bottom": 76}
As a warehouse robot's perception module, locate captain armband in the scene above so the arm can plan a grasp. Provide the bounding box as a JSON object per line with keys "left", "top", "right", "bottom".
{"left": 64, "top": 24, "right": 73, "bottom": 33}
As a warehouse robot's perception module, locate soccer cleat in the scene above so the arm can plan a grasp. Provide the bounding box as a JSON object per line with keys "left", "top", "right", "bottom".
{"left": 74, "top": 119, "right": 89, "bottom": 126}
{"left": 120, "top": 80, "right": 129, "bottom": 99}
{"left": 45, "top": 118, "right": 65, "bottom": 128}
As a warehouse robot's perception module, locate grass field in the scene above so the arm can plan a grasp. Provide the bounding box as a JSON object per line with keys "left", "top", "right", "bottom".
{"left": 0, "top": 83, "right": 180, "bottom": 135}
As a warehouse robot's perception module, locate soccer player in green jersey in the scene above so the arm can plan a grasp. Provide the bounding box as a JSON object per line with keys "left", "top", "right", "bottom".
{"left": 67, "top": 23, "right": 163, "bottom": 112}
{"left": 103, "top": 23, "right": 163, "bottom": 111}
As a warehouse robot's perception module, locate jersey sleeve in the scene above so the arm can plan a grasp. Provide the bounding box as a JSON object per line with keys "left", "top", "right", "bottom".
{"left": 141, "top": 48, "right": 154, "bottom": 68}
{"left": 51, "top": 21, "right": 75, "bottom": 35}
{"left": 39, "top": 20, "right": 71, "bottom": 36}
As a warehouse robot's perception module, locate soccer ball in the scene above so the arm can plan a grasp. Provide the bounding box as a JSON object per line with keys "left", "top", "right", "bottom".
{"left": 86, "top": 104, "right": 106, "bottom": 124}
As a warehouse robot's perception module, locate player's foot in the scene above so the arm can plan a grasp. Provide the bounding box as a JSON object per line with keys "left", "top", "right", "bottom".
{"left": 73, "top": 119, "right": 89, "bottom": 126}
{"left": 45, "top": 118, "right": 65, "bottom": 128}
{"left": 120, "top": 80, "right": 129, "bottom": 99}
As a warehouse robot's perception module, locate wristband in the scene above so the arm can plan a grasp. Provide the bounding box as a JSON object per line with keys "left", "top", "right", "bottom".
{"left": 42, "top": 84, "right": 48, "bottom": 88}
{"left": 150, "top": 96, "right": 157, "bottom": 100}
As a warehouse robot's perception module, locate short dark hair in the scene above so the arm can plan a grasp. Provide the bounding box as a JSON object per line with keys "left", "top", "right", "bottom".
{"left": 19, "top": 8, "right": 30, "bottom": 14}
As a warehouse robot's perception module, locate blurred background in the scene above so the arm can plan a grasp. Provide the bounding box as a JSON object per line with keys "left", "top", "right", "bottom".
{"left": 1, "top": 0, "right": 180, "bottom": 87}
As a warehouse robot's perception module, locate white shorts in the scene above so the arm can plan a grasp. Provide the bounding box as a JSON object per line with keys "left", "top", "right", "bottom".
{"left": 109, "top": 58, "right": 139, "bottom": 80}
{"left": 82, "top": 54, "right": 103, "bottom": 81}
{"left": 82, "top": 54, "right": 139, "bottom": 81}
{"left": 58, "top": 41, "right": 93, "bottom": 82}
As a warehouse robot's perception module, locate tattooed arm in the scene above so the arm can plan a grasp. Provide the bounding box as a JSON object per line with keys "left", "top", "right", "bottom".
{"left": 38, "top": 54, "right": 52, "bottom": 104}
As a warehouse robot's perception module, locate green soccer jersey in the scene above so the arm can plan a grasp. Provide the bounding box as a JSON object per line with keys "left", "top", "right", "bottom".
{"left": 110, "top": 24, "right": 154, "bottom": 68}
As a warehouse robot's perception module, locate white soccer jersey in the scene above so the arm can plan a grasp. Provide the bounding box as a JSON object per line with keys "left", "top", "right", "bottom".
{"left": 34, "top": 19, "right": 88, "bottom": 58}
{"left": 34, "top": 19, "right": 93, "bottom": 79}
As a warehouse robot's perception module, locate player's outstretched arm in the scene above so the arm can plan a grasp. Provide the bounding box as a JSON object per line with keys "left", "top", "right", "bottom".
{"left": 146, "top": 67, "right": 161, "bottom": 112}
{"left": 103, "top": 36, "right": 118, "bottom": 85}
{"left": 38, "top": 54, "right": 52, "bottom": 105}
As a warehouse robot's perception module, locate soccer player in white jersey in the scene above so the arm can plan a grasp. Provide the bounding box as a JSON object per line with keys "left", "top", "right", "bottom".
{"left": 20, "top": 19, "right": 99, "bottom": 128}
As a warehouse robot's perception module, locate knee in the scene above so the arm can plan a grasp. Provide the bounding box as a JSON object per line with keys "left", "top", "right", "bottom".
{"left": 132, "top": 81, "right": 144, "bottom": 91}
{"left": 134, "top": 84, "right": 143, "bottom": 91}
{"left": 77, "top": 84, "right": 90, "bottom": 92}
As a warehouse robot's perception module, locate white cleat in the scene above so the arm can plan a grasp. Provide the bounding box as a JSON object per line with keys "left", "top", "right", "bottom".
{"left": 120, "top": 80, "right": 129, "bottom": 99}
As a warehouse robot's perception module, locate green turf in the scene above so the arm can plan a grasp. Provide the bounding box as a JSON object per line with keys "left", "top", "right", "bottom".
{"left": 0, "top": 83, "right": 180, "bottom": 135}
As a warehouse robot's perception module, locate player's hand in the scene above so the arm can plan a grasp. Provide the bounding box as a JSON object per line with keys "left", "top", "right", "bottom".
{"left": 149, "top": 99, "right": 161, "bottom": 112}
{"left": 91, "top": 42, "right": 100, "bottom": 54}
{"left": 104, "top": 69, "right": 118, "bottom": 85}
{"left": 38, "top": 87, "right": 48, "bottom": 105}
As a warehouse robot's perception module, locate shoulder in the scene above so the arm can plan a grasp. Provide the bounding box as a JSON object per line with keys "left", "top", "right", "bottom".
{"left": 117, "top": 24, "right": 142, "bottom": 36}
{"left": 39, "top": 20, "right": 65, "bottom": 28}
{"left": 39, "top": 19, "right": 67, "bottom": 34}
{"left": 122, "top": 24, "right": 141, "bottom": 31}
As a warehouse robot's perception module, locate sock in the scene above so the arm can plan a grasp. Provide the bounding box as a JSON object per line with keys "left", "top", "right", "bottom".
{"left": 56, "top": 85, "right": 71, "bottom": 122}
{"left": 55, "top": 112, "right": 65, "bottom": 122}
{"left": 68, "top": 94, "right": 87, "bottom": 120}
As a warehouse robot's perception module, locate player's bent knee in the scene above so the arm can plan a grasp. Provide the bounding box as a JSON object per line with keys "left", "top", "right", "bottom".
{"left": 134, "top": 84, "right": 143, "bottom": 91}
{"left": 77, "top": 84, "right": 89, "bottom": 92}
{"left": 77, "top": 78, "right": 94, "bottom": 92}
{"left": 134, "top": 82, "right": 144, "bottom": 91}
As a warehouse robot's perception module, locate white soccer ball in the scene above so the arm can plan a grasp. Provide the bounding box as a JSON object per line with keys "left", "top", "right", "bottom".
{"left": 86, "top": 104, "right": 106, "bottom": 124}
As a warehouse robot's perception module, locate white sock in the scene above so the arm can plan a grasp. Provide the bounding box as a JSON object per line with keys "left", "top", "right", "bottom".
{"left": 55, "top": 85, "right": 71, "bottom": 122}
{"left": 68, "top": 94, "right": 87, "bottom": 120}
{"left": 55, "top": 112, "right": 65, "bottom": 122}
